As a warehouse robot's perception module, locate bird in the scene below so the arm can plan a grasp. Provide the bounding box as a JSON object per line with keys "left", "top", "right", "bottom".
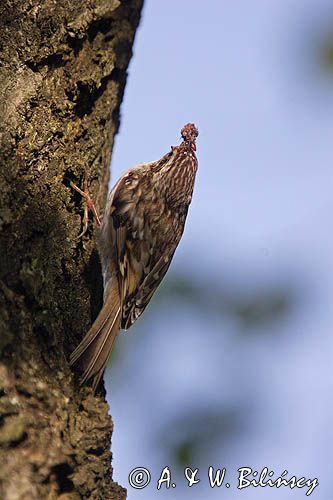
{"left": 70, "top": 123, "right": 199, "bottom": 392}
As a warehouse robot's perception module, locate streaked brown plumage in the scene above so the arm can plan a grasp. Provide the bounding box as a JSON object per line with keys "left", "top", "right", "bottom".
{"left": 70, "top": 123, "right": 199, "bottom": 391}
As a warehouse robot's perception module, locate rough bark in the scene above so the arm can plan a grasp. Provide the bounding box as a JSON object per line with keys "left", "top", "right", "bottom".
{"left": 0, "top": 1, "right": 143, "bottom": 498}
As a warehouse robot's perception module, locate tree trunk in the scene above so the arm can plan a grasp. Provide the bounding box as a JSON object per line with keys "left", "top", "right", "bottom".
{"left": 0, "top": 1, "right": 143, "bottom": 498}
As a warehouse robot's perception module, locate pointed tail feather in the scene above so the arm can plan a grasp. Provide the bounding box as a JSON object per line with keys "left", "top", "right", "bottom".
{"left": 70, "top": 279, "right": 121, "bottom": 391}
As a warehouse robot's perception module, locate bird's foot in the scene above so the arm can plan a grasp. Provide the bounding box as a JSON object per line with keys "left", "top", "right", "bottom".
{"left": 70, "top": 178, "right": 101, "bottom": 238}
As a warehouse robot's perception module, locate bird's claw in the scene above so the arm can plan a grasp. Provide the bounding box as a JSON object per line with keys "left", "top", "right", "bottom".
{"left": 70, "top": 178, "right": 101, "bottom": 238}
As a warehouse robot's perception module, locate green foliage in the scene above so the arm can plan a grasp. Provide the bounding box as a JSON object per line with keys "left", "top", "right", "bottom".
{"left": 321, "top": 38, "right": 333, "bottom": 72}
{"left": 157, "top": 409, "right": 241, "bottom": 469}
{"left": 157, "top": 274, "right": 294, "bottom": 332}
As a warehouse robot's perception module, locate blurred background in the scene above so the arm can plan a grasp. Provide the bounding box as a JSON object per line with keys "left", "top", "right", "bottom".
{"left": 106, "top": 1, "right": 333, "bottom": 498}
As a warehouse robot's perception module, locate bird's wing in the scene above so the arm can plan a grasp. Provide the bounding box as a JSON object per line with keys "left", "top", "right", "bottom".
{"left": 121, "top": 245, "right": 177, "bottom": 330}
{"left": 107, "top": 170, "right": 141, "bottom": 311}
{"left": 106, "top": 167, "right": 153, "bottom": 311}
{"left": 106, "top": 161, "right": 188, "bottom": 331}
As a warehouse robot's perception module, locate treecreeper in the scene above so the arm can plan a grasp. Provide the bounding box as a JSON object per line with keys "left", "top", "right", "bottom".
{"left": 70, "top": 123, "right": 199, "bottom": 391}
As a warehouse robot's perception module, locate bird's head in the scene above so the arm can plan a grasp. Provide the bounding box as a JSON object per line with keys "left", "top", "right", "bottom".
{"left": 181, "top": 123, "right": 199, "bottom": 151}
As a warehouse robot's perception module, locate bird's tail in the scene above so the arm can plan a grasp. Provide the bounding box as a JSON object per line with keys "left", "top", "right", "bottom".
{"left": 70, "top": 279, "right": 121, "bottom": 392}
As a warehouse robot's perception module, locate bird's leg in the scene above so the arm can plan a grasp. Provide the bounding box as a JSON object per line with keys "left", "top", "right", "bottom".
{"left": 70, "top": 178, "right": 101, "bottom": 238}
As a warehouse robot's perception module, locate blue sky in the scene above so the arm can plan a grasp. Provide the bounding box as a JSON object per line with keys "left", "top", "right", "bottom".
{"left": 106, "top": 1, "right": 333, "bottom": 499}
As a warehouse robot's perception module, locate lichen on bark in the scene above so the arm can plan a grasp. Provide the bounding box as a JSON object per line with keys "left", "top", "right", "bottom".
{"left": 0, "top": 1, "right": 143, "bottom": 498}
